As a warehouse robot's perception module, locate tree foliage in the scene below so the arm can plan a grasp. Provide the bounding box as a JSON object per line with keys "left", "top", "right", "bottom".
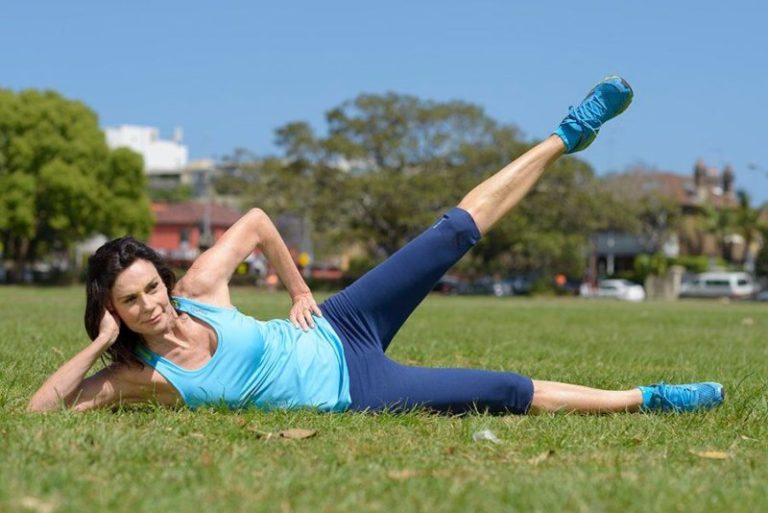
{"left": 218, "top": 92, "right": 623, "bottom": 280}
{"left": 0, "top": 88, "right": 152, "bottom": 273}
{"left": 469, "top": 156, "right": 628, "bottom": 278}
{"left": 600, "top": 169, "right": 682, "bottom": 251}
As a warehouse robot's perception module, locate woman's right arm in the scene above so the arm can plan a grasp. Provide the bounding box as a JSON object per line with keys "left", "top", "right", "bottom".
{"left": 27, "top": 311, "right": 145, "bottom": 412}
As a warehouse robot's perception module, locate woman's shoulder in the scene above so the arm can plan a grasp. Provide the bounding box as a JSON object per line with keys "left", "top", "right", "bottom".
{"left": 171, "top": 294, "right": 238, "bottom": 314}
{"left": 172, "top": 278, "right": 235, "bottom": 310}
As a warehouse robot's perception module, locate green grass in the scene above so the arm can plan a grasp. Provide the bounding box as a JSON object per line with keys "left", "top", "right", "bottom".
{"left": 1, "top": 287, "right": 766, "bottom": 513}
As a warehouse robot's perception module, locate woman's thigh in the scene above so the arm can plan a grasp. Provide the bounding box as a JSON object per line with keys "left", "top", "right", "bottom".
{"left": 347, "top": 354, "right": 534, "bottom": 415}
{"left": 321, "top": 207, "right": 480, "bottom": 352}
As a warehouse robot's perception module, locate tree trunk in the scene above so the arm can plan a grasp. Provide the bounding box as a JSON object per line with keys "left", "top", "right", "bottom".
{"left": 8, "top": 236, "right": 30, "bottom": 283}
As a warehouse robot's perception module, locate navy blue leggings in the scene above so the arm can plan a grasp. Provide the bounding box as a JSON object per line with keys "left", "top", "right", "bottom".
{"left": 320, "top": 208, "right": 534, "bottom": 414}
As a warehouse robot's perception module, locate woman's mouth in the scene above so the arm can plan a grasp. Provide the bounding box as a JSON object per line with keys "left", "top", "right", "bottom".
{"left": 146, "top": 313, "right": 163, "bottom": 325}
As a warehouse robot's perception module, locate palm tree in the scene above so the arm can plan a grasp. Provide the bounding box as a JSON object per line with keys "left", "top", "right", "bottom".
{"left": 734, "top": 190, "right": 763, "bottom": 272}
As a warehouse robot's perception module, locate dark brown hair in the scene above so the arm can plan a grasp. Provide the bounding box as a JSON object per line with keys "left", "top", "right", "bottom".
{"left": 84, "top": 237, "right": 177, "bottom": 367}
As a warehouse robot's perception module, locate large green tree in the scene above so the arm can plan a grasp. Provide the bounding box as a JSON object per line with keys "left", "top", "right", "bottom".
{"left": 219, "top": 92, "right": 623, "bottom": 279}
{"left": 320, "top": 93, "right": 522, "bottom": 257}
{"left": 0, "top": 88, "right": 152, "bottom": 278}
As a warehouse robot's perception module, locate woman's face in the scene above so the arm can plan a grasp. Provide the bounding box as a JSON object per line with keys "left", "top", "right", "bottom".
{"left": 110, "top": 259, "right": 173, "bottom": 336}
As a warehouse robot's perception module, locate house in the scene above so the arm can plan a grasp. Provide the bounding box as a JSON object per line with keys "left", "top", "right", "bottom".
{"left": 593, "top": 160, "right": 747, "bottom": 278}
{"left": 148, "top": 201, "right": 244, "bottom": 266}
{"left": 147, "top": 202, "right": 316, "bottom": 282}
{"left": 104, "top": 125, "right": 221, "bottom": 195}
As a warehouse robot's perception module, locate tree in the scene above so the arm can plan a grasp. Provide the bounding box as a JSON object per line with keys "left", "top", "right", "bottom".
{"left": 600, "top": 168, "right": 682, "bottom": 252}
{"left": 320, "top": 93, "right": 527, "bottom": 257}
{"left": 756, "top": 224, "right": 768, "bottom": 278}
{"left": 217, "top": 92, "right": 626, "bottom": 279}
{"left": 468, "top": 155, "right": 627, "bottom": 279}
{"left": 0, "top": 88, "right": 152, "bottom": 280}
{"left": 733, "top": 190, "right": 762, "bottom": 268}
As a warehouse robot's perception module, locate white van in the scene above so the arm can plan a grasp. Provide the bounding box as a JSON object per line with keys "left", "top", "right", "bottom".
{"left": 680, "top": 272, "right": 755, "bottom": 299}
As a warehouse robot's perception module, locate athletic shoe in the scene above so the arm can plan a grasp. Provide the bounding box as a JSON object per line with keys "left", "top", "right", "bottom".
{"left": 637, "top": 382, "right": 725, "bottom": 413}
{"left": 553, "top": 75, "right": 634, "bottom": 154}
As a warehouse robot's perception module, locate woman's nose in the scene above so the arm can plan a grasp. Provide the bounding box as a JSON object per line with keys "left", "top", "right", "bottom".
{"left": 138, "top": 294, "right": 155, "bottom": 310}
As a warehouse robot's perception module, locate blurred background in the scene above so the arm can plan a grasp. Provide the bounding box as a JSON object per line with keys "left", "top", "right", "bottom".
{"left": 1, "top": 0, "right": 766, "bottom": 300}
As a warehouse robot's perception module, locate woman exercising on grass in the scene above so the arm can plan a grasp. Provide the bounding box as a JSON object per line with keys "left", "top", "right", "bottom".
{"left": 28, "top": 76, "right": 724, "bottom": 414}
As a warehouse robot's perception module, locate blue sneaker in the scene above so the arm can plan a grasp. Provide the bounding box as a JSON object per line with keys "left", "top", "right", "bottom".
{"left": 638, "top": 382, "right": 725, "bottom": 413}
{"left": 553, "top": 75, "right": 634, "bottom": 153}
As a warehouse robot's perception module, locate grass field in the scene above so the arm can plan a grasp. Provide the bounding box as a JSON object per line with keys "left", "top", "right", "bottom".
{"left": 1, "top": 286, "right": 766, "bottom": 513}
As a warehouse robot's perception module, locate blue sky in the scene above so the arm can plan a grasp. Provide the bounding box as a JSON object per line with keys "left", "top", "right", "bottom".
{"left": 2, "top": 0, "right": 767, "bottom": 204}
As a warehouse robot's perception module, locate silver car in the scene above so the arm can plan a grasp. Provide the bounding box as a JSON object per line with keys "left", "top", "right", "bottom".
{"left": 596, "top": 279, "right": 646, "bottom": 302}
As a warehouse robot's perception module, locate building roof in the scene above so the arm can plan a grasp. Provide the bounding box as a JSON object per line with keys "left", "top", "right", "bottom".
{"left": 152, "top": 201, "right": 243, "bottom": 227}
{"left": 603, "top": 167, "right": 738, "bottom": 210}
{"left": 593, "top": 231, "right": 654, "bottom": 255}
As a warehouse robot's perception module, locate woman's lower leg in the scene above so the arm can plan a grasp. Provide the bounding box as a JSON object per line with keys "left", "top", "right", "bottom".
{"left": 458, "top": 76, "right": 636, "bottom": 235}
{"left": 457, "top": 135, "right": 565, "bottom": 235}
{"left": 529, "top": 380, "right": 643, "bottom": 414}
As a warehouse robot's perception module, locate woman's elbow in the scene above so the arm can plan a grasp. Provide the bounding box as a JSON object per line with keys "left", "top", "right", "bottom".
{"left": 247, "top": 208, "right": 274, "bottom": 245}
{"left": 248, "top": 208, "right": 269, "bottom": 223}
{"left": 27, "top": 389, "right": 79, "bottom": 412}
{"left": 26, "top": 398, "right": 57, "bottom": 413}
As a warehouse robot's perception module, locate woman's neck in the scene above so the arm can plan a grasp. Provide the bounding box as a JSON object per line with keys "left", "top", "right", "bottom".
{"left": 143, "top": 308, "right": 192, "bottom": 353}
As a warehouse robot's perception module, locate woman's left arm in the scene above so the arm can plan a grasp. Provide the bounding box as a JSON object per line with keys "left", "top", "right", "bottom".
{"left": 177, "top": 208, "right": 322, "bottom": 330}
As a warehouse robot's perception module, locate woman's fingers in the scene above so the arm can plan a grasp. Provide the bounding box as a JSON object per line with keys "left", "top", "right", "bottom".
{"left": 290, "top": 310, "right": 303, "bottom": 330}
{"left": 99, "top": 309, "right": 121, "bottom": 344}
{"left": 290, "top": 293, "right": 320, "bottom": 331}
{"left": 303, "top": 308, "right": 315, "bottom": 330}
{"left": 290, "top": 304, "right": 312, "bottom": 330}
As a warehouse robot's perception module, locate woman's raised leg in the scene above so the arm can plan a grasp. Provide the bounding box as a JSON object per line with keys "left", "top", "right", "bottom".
{"left": 459, "top": 75, "right": 635, "bottom": 234}
{"left": 322, "top": 135, "right": 571, "bottom": 352}
{"left": 322, "top": 76, "right": 635, "bottom": 351}
{"left": 458, "top": 136, "right": 564, "bottom": 235}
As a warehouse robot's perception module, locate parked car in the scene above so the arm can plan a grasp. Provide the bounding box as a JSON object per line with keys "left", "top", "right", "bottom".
{"left": 680, "top": 272, "right": 756, "bottom": 299}
{"left": 433, "top": 275, "right": 464, "bottom": 295}
{"left": 595, "top": 279, "right": 646, "bottom": 302}
{"left": 754, "top": 289, "right": 768, "bottom": 302}
{"left": 463, "top": 277, "right": 515, "bottom": 297}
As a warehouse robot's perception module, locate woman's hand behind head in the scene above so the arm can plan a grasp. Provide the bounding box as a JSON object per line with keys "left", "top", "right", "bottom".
{"left": 99, "top": 309, "right": 121, "bottom": 345}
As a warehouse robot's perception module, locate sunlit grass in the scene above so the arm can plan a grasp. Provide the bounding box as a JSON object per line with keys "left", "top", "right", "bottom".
{"left": 1, "top": 287, "right": 766, "bottom": 512}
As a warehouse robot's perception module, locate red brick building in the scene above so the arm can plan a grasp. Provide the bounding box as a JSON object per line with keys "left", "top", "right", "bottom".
{"left": 148, "top": 201, "right": 243, "bottom": 266}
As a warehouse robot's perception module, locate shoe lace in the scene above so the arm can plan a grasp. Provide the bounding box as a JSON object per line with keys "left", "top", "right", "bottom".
{"left": 649, "top": 382, "right": 674, "bottom": 410}
{"left": 568, "top": 94, "right": 608, "bottom": 133}
{"left": 650, "top": 382, "right": 692, "bottom": 411}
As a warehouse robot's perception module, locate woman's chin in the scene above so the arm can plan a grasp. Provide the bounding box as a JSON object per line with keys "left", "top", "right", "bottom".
{"left": 134, "top": 318, "right": 168, "bottom": 335}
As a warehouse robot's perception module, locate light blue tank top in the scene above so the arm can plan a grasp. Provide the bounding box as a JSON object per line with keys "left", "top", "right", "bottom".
{"left": 133, "top": 296, "right": 351, "bottom": 411}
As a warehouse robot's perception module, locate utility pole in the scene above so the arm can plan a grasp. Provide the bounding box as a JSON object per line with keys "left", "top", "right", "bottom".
{"left": 199, "top": 165, "right": 214, "bottom": 251}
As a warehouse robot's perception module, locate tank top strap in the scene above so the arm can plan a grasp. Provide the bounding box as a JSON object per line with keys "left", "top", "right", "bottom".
{"left": 172, "top": 296, "right": 237, "bottom": 329}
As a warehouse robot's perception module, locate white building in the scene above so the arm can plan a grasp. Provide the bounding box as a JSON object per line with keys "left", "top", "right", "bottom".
{"left": 104, "top": 125, "right": 188, "bottom": 173}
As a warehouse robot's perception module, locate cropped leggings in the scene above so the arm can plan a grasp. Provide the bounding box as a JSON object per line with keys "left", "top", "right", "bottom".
{"left": 320, "top": 208, "right": 534, "bottom": 414}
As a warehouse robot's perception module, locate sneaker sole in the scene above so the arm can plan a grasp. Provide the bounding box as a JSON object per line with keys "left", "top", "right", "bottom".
{"left": 710, "top": 382, "right": 725, "bottom": 403}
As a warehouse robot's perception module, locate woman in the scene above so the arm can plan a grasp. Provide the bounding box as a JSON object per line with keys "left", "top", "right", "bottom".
{"left": 28, "top": 76, "right": 725, "bottom": 414}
